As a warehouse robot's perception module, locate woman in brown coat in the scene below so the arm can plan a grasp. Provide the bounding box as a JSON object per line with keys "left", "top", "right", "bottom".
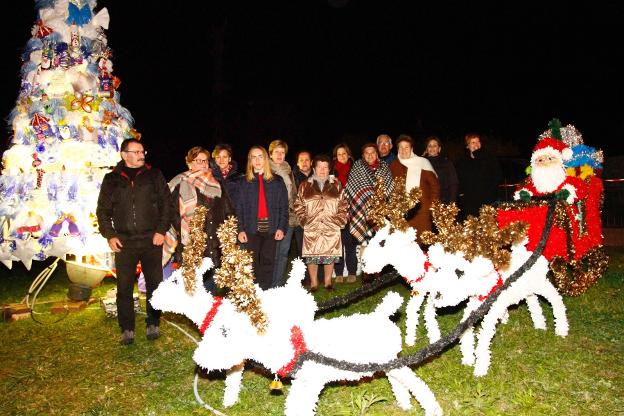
{"left": 294, "top": 154, "right": 348, "bottom": 291}
{"left": 389, "top": 134, "right": 440, "bottom": 244}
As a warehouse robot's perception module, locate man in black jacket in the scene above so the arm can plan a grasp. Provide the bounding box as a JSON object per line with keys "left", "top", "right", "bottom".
{"left": 96, "top": 138, "right": 172, "bottom": 345}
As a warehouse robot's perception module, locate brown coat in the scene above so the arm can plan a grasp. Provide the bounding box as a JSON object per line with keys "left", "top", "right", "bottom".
{"left": 294, "top": 176, "right": 348, "bottom": 257}
{"left": 389, "top": 159, "right": 440, "bottom": 242}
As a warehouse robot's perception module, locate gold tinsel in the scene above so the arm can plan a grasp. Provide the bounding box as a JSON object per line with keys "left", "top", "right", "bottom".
{"left": 367, "top": 176, "right": 421, "bottom": 232}
{"left": 213, "top": 216, "right": 268, "bottom": 334}
{"left": 421, "top": 201, "right": 528, "bottom": 270}
{"left": 181, "top": 205, "right": 208, "bottom": 295}
{"left": 549, "top": 246, "right": 609, "bottom": 296}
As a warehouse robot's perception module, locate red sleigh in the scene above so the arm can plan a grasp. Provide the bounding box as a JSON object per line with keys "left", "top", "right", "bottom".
{"left": 496, "top": 176, "right": 604, "bottom": 262}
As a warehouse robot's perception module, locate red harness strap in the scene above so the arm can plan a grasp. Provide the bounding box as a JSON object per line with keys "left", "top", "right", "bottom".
{"left": 404, "top": 253, "right": 431, "bottom": 285}
{"left": 277, "top": 326, "right": 308, "bottom": 377}
{"left": 478, "top": 269, "right": 504, "bottom": 302}
{"left": 199, "top": 296, "right": 223, "bottom": 335}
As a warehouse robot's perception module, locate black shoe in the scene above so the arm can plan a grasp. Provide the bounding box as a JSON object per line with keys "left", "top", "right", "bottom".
{"left": 120, "top": 330, "right": 135, "bottom": 345}
{"left": 146, "top": 325, "right": 160, "bottom": 341}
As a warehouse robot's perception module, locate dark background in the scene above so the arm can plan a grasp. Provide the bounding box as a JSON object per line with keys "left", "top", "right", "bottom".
{"left": 1, "top": 1, "right": 622, "bottom": 180}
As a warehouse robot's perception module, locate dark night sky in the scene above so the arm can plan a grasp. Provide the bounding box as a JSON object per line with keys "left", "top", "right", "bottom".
{"left": 1, "top": 1, "right": 622, "bottom": 179}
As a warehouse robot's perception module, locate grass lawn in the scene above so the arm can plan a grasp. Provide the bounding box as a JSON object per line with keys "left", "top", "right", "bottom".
{"left": 1, "top": 247, "right": 623, "bottom": 415}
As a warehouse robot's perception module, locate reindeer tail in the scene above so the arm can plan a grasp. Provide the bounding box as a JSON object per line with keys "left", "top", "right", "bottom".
{"left": 374, "top": 291, "right": 404, "bottom": 317}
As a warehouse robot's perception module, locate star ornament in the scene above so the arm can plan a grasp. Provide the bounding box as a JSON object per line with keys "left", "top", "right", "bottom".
{"left": 13, "top": 238, "right": 39, "bottom": 270}
{"left": 44, "top": 236, "right": 81, "bottom": 260}
{"left": 0, "top": 242, "right": 15, "bottom": 269}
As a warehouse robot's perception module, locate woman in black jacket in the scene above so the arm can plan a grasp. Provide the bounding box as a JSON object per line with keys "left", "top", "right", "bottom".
{"left": 423, "top": 136, "right": 459, "bottom": 204}
{"left": 164, "top": 146, "right": 234, "bottom": 292}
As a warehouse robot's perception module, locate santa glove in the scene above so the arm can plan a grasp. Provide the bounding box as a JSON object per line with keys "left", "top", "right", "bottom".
{"left": 518, "top": 190, "right": 532, "bottom": 202}
{"left": 555, "top": 188, "right": 570, "bottom": 202}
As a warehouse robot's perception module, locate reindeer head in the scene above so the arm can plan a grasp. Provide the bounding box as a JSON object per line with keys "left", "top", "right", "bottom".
{"left": 150, "top": 257, "right": 214, "bottom": 326}
{"left": 362, "top": 220, "right": 427, "bottom": 280}
{"left": 426, "top": 243, "right": 498, "bottom": 307}
{"left": 363, "top": 176, "right": 427, "bottom": 278}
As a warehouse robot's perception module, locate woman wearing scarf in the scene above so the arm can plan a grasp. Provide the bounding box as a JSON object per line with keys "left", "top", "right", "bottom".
{"left": 389, "top": 135, "right": 440, "bottom": 244}
{"left": 164, "top": 146, "right": 235, "bottom": 292}
{"left": 294, "top": 154, "right": 348, "bottom": 291}
{"left": 268, "top": 140, "right": 298, "bottom": 287}
{"left": 235, "top": 146, "right": 288, "bottom": 290}
{"left": 332, "top": 143, "right": 357, "bottom": 283}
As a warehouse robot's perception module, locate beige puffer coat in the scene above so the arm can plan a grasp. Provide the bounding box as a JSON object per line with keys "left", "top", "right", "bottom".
{"left": 294, "top": 176, "right": 348, "bottom": 257}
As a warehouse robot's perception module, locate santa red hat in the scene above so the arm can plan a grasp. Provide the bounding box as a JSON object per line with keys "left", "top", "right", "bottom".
{"left": 531, "top": 138, "right": 572, "bottom": 163}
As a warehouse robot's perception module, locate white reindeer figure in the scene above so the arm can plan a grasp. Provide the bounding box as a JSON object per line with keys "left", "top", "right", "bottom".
{"left": 362, "top": 221, "right": 441, "bottom": 346}
{"left": 426, "top": 240, "right": 568, "bottom": 376}
{"left": 151, "top": 257, "right": 318, "bottom": 408}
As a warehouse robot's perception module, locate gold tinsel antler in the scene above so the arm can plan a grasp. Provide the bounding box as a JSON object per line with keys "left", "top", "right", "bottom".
{"left": 367, "top": 175, "right": 421, "bottom": 232}
{"left": 213, "top": 216, "right": 268, "bottom": 334}
{"left": 387, "top": 176, "right": 422, "bottom": 232}
{"left": 182, "top": 205, "right": 208, "bottom": 295}
{"left": 367, "top": 176, "right": 390, "bottom": 230}
{"left": 422, "top": 202, "right": 528, "bottom": 270}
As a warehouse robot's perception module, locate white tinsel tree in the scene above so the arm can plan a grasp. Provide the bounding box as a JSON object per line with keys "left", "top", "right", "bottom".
{"left": 0, "top": 0, "right": 137, "bottom": 269}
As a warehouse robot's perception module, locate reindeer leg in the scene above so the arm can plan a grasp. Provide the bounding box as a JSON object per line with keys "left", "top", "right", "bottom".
{"left": 405, "top": 293, "right": 426, "bottom": 346}
{"left": 459, "top": 298, "right": 479, "bottom": 366}
{"left": 388, "top": 367, "right": 443, "bottom": 416}
{"left": 536, "top": 280, "right": 569, "bottom": 337}
{"left": 474, "top": 290, "right": 514, "bottom": 377}
{"left": 223, "top": 362, "right": 244, "bottom": 407}
{"left": 285, "top": 367, "right": 328, "bottom": 416}
{"left": 423, "top": 295, "right": 441, "bottom": 343}
{"left": 525, "top": 294, "right": 547, "bottom": 330}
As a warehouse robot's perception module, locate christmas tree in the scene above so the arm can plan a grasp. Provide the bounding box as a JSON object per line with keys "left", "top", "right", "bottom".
{"left": 0, "top": 0, "right": 137, "bottom": 270}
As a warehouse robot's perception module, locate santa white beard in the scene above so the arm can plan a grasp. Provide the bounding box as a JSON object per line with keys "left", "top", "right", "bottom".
{"left": 532, "top": 163, "right": 567, "bottom": 194}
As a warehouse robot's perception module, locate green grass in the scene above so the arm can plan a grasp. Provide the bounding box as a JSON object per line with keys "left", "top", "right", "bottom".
{"left": 1, "top": 248, "right": 623, "bottom": 415}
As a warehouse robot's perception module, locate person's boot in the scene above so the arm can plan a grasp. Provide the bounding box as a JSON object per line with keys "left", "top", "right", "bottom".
{"left": 146, "top": 325, "right": 160, "bottom": 341}
{"left": 120, "top": 330, "right": 135, "bottom": 345}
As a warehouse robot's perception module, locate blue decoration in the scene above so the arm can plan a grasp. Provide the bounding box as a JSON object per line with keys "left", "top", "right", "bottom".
{"left": 68, "top": 182, "right": 78, "bottom": 201}
{"left": 38, "top": 234, "right": 53, "bottom": 247}
{"left": 55, "top": 42, "right": 68, "bottom": 54}
{"left": 566, "top": 144, "right": 603, "bottom": 169}
{"left": 116, "top": 104, "right": 134, "bottom": 125}
{"left": 10, "top": 241, "right": 16, "bottom": 251}
{"left": 69, "top": 125, "right": 80, "bottom": 140}
{"left": 98, "top": 134, "right": 106, "bottom": 148}
{"left": 36, "top": 143, "right": 46, "bottom": 153}
{"left": 35, "top": 0, "right": 57, "bottom": 10}
{"left": 66, "top": 2, "right": 93, "bottom": 27}
{"left": 22, "top": 39, "right": 43, "bottom": 61}
{"left": 20, "top": 61, "right": 38, "bottom": 77}
{"left": 47, "top": 180, "right": 59, "bottom": 201}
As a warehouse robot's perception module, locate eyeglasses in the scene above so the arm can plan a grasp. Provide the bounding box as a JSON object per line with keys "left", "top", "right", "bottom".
{"left": 123, "top": 150, "right": 147, "bottom": 155}
{"left": 192, "top": 159, "right": 208, "bottom": 164}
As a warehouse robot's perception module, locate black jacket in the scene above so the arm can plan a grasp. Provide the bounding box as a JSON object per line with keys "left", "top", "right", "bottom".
{"left": 96, "top": 162, "right": 173, "bottom": 247}
{"left": 455, "top": 148, "right": 501, "bottom": 219}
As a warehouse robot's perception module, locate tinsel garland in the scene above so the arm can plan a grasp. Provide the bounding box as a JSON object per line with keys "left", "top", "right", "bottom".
{"left": 182, "top": 205, "right": 208, "bottom": 295}
{"left": 289, "top": 199, "right": 557, "bottom": 377}
{"left": 421, "top": 201, "right": 527, "bottom": 270}
{"left": 213, "top": 216, "right": 268, "bottom": 333}
{"left": 550, "top": 246, "right": 609, "bottom": 296}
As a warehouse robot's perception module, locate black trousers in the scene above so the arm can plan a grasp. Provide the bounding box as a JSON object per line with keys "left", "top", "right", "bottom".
{"left": 246, "top": 232, "right": 276, "bottom": 290}
{"left": 335, "top": 227, "right": 358, "bottom": 275}
{"left": 114, "top": 244, "right": 162, "bottom": 331}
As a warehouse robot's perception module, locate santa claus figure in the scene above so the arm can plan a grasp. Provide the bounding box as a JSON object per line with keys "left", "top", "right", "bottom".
{"left": 514, "top": 138, "right": 587, "bottom": 205}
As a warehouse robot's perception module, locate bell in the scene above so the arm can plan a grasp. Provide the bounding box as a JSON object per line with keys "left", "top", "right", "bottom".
{"left": 270, "top": 375, "right": 283, "bottom": 391}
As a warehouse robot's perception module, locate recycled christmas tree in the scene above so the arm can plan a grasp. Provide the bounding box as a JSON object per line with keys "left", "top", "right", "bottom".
{"left": 0, "top": 0, "right": 137, "bottom": 269}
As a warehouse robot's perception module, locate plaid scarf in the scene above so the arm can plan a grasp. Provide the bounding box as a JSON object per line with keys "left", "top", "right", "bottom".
{"left": 162, "top": 170, "right": 222, "bottom": 265}
{"left": 344, "top": 159, "right": 394, "bottom": 242}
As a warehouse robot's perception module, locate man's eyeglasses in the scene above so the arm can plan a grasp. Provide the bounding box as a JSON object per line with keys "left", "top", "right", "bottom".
{"left": 193, "top": 159, "right": 208, "bottom": 164}
{"left": 123, "top": 150, "right": 147, "bottom": 155}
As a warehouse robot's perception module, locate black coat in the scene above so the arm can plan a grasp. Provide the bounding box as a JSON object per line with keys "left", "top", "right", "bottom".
{"left": 425, "top": 155, "right": 459, "bottom": 204}
{"left": 96, "top": 162, "right": 173, "bottom": 247}
{"left": 455, "top": 148, "right": 502, "bottom": 219}
{"left": 235, "top": 173, "right": 288, "bottom": 235}
{"left": 170, "top": 181, "right": 235, "bottom": 263}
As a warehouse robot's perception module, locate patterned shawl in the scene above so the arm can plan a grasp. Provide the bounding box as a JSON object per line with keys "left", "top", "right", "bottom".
{"left": 344, "top": 159, "right": 394, "bottom": 242}
{"left": 162, "top": 169, "right": 222, "bottom": 265}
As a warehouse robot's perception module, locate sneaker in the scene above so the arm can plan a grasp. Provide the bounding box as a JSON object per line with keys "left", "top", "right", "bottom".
{"left": 335, "top": 276, "right": 344, "bottom": 283}
{"left": 346, "top": 275, "right": 357, "bottom": 283}
{"left": 146, "top": 325, "right": 160, "bottom": 341}
{"left": 120, "top": 330, "right": 135, "bottom": 345}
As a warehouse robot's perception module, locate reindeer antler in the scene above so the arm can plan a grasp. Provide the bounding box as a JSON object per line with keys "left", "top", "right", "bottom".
{"left": 422, "top": 202, "right": 528, "bottom": 270}
{"left": 214, "top": 216, "right": 268, "bottom": 333}
{"left": 368, "top": 175, "right": 421, "bottom": 232}
{"left": 182, "top": 205, "right": 208, "bottom": 295}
